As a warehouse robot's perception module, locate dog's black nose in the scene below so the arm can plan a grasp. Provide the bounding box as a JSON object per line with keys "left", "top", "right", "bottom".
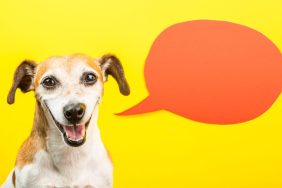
{"left": 63, "top": 103, "right": 86, "bottom": 124}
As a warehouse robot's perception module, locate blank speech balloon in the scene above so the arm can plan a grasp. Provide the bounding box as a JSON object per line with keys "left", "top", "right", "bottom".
{"left": 118, "top": 20, "right": 282, "bottom": 124}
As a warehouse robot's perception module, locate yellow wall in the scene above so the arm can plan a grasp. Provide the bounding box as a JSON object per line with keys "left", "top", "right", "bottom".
{"left": 1, "top": 0, "right": 282, "bottom": 187}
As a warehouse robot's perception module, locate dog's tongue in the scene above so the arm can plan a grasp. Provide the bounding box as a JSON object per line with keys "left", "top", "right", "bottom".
{"left": 63, "top": 124, "right": 85, "bottom": 141}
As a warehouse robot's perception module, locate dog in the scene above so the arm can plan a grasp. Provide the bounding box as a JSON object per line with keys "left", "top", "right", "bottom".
{"left": 2, "top": 54, "right": 130, "bottom": 188}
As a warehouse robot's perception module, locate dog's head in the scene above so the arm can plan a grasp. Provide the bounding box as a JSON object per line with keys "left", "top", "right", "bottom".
{"left": 7, "top": 54, "right": 130, "bottom": 147}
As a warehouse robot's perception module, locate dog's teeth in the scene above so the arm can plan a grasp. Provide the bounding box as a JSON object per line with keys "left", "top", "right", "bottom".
{"left": 68, "top": 137, "right": 83, "bottom": 142}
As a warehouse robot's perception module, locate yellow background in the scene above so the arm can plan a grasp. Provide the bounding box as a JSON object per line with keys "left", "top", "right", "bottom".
{"left": 1, "top": 0, "right": 282, "bottom": 187}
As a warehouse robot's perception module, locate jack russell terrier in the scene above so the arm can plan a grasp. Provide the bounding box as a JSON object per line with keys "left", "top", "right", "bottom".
{"left": 2, "top": 54, "right": 130, "bottom": 188}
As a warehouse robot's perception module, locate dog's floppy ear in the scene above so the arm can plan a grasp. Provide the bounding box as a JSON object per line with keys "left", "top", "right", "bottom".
{"left": 7, "top": 60, "right": 37, "bottom": 104}
{"left": 98, "top": 54, "right": 130, "bottom": 96}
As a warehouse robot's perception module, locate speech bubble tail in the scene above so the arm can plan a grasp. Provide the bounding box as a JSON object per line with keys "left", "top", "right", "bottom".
{"left": 116, "top": 96, "right": 159, "bottom": 116}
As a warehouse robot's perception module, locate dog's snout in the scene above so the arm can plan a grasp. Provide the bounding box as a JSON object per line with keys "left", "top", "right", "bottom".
{"left": 63, "top": 103, "right": 86, "bottom": 123}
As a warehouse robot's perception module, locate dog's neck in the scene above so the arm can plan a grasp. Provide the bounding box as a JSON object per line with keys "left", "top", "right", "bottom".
{"left": 32, "top": 101, "right": 107, "bottom": 175}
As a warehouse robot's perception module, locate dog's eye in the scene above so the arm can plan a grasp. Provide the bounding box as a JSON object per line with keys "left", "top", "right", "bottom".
{"left": 42, "top": 77, "right": 57, "bottom": 89}
{"left": 83, "top": 72, "right": 97, "bottom": 85}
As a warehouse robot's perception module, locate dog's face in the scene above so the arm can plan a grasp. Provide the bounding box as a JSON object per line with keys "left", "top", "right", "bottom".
{"left": 36, "top": 55, "right": 104, "bottom": 147}
{"left": 7, "top": 54, "right": 130, "bottom": 147}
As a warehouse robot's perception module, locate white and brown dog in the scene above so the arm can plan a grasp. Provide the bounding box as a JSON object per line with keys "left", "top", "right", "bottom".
{"left": 2, "top": 54, "right": 130, "bottom": 188}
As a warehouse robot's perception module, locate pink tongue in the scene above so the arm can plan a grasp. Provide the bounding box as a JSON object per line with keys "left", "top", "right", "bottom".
{"left": 63, "top": 124, "right": 85, "bottom": 141}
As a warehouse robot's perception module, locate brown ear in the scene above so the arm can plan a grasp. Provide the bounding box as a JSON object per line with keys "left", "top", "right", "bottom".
{"left": 98, "top": 54, "right": 130, "bottom": 96}
{"left": 7, "top": 60, "right": 37, "bottom": 104}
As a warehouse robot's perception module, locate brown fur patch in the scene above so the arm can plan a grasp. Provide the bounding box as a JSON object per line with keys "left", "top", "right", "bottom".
{"left": 16, "top": 102, "right": 48, "bottom": 169}
{"left": 68, "top": 54, "right": 103, "bottom": 82}
{"left": 106, "top": 148, "right": 113, "bottom": 163}
{"left": 34, "top": 60, "right": 51, "bottom": 88}
{"left": 7, "top": 60, "right": 37, "bottom": 104}
{"left": 12, "top": 170, "right": 16, "bottom": 186}
{"left": 99, "top": 54, "right": 130, "bottom": 95}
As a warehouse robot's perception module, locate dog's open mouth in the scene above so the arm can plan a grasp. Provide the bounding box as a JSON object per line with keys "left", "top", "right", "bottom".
{"left": 61, "top": 122, "right": 90, "bottom": 147}
{"left": 63, "top": 124, "right": 85, "bottom": 142}
{"left": 54, "top": 117, "right": 91, "bottom": 147}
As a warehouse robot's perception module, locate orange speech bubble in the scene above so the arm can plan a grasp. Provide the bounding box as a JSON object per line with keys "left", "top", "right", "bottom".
{"left": 118, "top": 20, "right": 282, "bottom": 124}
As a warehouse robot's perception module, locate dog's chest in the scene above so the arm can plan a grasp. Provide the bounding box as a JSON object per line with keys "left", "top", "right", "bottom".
{"left": 17, "top": 150, "right": 113, "bottom": 188}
